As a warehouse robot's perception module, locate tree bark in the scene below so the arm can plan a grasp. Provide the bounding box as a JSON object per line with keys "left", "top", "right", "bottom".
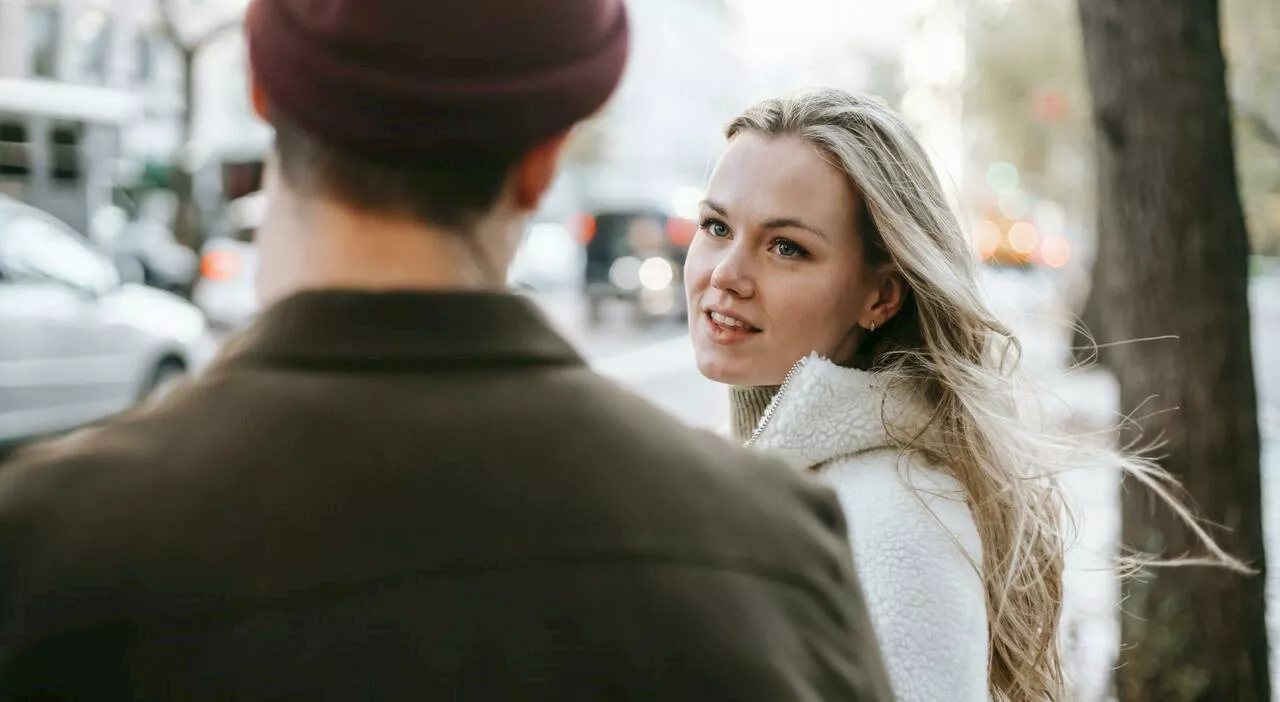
{"left": 157, "top": 1, "right": 241, "bottom": 250}
{"left": 1075, "top": 1, "right": 1269, "bottom": 699}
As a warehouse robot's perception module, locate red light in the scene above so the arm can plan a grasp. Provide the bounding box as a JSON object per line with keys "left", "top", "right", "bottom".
{"left": 1032, "top": 91, "right": 1067, "bottom": 123}
{"left": 666, "top": 217, "right": 696, "bottom": 248}
{"left": 201, "top": 250, "right": 243, "bottom": 281}
{"left": 577, "top": 214, "right": 596, "bottom": 244}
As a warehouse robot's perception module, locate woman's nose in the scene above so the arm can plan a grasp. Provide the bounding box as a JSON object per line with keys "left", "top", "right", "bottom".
{"left": 710, "top": 245, "right": 755, "bottom": 299}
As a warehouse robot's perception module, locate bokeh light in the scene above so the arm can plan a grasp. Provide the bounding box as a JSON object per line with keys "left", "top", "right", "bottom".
{"left": 638, "top": 257, "right": 675, "bottom": 291}
{"left": 976, "top": 220, "right": 1002, "bottom": 258}
{"left": 671, "top": 186, "right": 704, "bottom": 221}
{"left": 998, "top": 188, "right": 1032, "bottom": 220}
{"left": 986, "top": 161, "right": 1019, "bottom": 192}
{"left": 1030, "top": 201, "right": 1066, "bottom": 236}
{"left": 1040, "top": 235, "right": 1071, "bottom": 268}
{"left": 608, "top": 256, "right": 642, "bottom": 290}
{"left": 1008, "top": 221, "right": 1040, "bottom": 254}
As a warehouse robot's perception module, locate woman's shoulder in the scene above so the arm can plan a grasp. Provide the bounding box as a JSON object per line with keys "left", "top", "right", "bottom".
{"left": 821, "top": 451, "right": 990, "bottom": 700}
{"left": 822, "top": 449, "right": 981, "bottom": 561}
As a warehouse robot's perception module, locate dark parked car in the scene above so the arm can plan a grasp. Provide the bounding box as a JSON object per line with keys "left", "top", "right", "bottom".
{"left": 581, "top": 209, "right": 694, "bottom": 328}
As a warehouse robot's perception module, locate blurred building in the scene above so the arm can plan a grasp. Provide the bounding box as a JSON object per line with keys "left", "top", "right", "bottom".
{"left": 0, "top": 0, "right": 256, "bottom": 236}
{"left": 185, "top": 0, "right": 748, "bottom": 231}
{"left": 1, "top": 0, "right": 746, "bottom": 235}
{"left": 187, "top": 26, "right": 268, "bottom": 232}
{"left": 957, "top": 0, "right": 1094, "bottom": 284}
{"left": 549, "top": 0, "right": 743, "bottom": 221}
{"left": 899, "top": 0, "right": 967, "bottom": 208}
{"left": 0, "top": 0, "right": 169, "bottom": 232}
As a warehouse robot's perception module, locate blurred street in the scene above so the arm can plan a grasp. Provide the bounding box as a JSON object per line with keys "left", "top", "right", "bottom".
{"left": 1, "top": 0, "right": 1276, "bottom": 694}
{"left": 530, "top": 288, "right": 728, "bottom": 431}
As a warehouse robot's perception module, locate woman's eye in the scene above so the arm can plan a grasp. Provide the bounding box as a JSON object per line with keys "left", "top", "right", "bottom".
{"left": 700, "top": 218, "right": 730, "bottom": 238}
{"left": 772, "top": 238, "right": 808, "bottom": 259}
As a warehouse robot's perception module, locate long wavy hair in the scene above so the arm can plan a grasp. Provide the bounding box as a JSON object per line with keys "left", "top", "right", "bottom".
{"left": 726, "top": 88, "right": 1244, "bottom": 701}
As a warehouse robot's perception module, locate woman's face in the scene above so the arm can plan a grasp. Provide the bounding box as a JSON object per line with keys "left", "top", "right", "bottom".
{"left": 685, "top": 132, "right": 889, "bottom": 387}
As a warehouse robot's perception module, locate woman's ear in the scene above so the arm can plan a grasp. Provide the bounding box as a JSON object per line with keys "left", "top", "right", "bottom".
{"left": 868, "top": 268, "right": 906, "bottom": 326}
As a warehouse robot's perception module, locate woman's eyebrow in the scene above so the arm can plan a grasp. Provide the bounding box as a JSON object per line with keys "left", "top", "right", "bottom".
{"left": 700, "top": 199, "right": 728, "bottom": 216}
{"left": 761, "top": 217, "right": 829, "bottom": 241}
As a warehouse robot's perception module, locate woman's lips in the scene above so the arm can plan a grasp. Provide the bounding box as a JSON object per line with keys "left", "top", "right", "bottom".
{"left": 708, "top": 310, "right": 759, "bottom": 331}
{"left": 704, "top": 310, "right": 762, "bottom": 344}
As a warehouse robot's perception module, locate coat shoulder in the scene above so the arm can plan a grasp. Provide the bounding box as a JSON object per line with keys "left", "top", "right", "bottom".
{"left": 820, "top": 451, "right": 990, "bottom": 701}
{"left": 823, "top": 451, "right": 982, "bottom": 566}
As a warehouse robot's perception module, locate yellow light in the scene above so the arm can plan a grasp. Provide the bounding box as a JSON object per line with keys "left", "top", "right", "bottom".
{"left": 976, "top": 220, "right": 1001, "bottom": 256}
{"left": 1041, "top": 235, "right": 1071, "bottom": 268}
{"left": 1008, "top": 222, "right": 1040, "bottom": 254}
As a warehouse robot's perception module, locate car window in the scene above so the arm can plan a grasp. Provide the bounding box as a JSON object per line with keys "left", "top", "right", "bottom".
{"left": 0, "top": 214, "right": 117, "bottom": 292}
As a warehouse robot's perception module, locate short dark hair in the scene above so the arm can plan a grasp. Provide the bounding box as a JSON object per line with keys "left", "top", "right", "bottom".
{"left": 271, "top": 114, "right": 521, "bottom": 231}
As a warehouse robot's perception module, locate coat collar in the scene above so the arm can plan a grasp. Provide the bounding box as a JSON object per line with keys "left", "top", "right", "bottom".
{"left": 746, "top": 353, "right": 934, "bottom": 469}
{"left": 216, "top": 289, "right": 583, "bottom": 372}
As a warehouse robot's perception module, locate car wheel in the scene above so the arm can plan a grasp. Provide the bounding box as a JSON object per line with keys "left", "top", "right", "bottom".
{"left": 586, "top": 294, "right": 605, "bottom": 329}
{"left": 629, "top": 302, "right": 653, "bottom": 329}
{"left": 141, "top": 360, "right": 188, "bottom": 403}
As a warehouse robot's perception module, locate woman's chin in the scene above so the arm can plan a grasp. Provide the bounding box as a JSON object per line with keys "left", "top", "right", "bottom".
{"left": 693, "top": 351, "right": 773, "bottom": 387}
{"left": 692, "top": 351, "right": 738, "bottom": 385}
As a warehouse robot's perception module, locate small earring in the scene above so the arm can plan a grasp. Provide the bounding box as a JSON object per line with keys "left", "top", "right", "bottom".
{"left": 868, "top": 321, "right": 877, "bottom": 332}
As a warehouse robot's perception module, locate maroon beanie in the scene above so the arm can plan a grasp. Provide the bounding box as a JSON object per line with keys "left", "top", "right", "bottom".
{"left": 245, "top": 0, "right": 629, "bottom": 161}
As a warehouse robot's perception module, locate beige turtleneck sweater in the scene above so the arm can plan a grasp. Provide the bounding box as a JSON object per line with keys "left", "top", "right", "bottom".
{"left": 729, "top": 385, "right": 779, "bottom": 443}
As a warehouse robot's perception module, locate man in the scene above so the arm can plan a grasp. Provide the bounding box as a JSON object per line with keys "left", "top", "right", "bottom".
{"left": 0, "top": 1, "right": 892, "bottom": 699}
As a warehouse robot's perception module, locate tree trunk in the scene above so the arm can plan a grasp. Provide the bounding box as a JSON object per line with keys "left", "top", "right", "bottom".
{"left": 1075, "top": 0, "right": 1270, "bottom": 699}
{"left": 172, "top": 48, "right": 201, "bottom": 249}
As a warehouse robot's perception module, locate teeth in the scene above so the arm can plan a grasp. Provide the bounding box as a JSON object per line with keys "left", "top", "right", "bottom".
{"left": 710, "top": 311, "right": 750, "bottom": 329}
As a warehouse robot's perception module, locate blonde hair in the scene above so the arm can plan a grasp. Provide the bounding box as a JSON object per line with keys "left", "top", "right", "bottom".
{"left": 727, "top": 89, "right": 1245, "bottom": 701}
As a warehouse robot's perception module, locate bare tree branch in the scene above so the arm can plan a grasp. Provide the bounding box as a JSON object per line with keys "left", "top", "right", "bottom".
{"left": 156, "top": 0, "right": 243, "bottom": 51}
{"left": 156, "top": 0, "right": 183, "bottom": 48}
{"left": 191, "top": 16, "right": 243, "bottom": 50}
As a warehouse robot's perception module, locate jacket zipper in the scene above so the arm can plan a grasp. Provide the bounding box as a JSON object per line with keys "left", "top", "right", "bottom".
{"left": 746, "top": 355, "right": 808, "bottom": 447}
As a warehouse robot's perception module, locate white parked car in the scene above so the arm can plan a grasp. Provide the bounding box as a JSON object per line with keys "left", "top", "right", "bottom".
{"left": 508, "top": 220, "right": 584, "bottom": 292}
{"left": 192, "top": 192, "right": 263, "bottom": 331}
{"left": 194, "top": 195, "right": 588, "bottom": 323}
{"left": 0, "top": 196, "right": 215, "bottom": 445}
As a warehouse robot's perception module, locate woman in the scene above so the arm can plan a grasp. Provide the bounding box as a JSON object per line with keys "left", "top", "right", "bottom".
{"left": 685, "top": 89, "right": 1238, "bottom": 701}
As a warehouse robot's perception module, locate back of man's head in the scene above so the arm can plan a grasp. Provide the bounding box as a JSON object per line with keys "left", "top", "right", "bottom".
{"left": 245, "top": 0, "right": 629, "bottom": 234}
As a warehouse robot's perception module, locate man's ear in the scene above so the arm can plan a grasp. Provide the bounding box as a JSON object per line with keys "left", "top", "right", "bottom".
{"left": 511, "top": 132, "right": 571, "bottom": 212}
{"left": 250, "top": 71, "right": 270, "bottom": 122}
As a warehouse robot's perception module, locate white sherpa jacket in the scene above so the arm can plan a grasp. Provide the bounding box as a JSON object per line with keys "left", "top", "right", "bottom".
{"left": 744, "top": 354, "right": 990, "bottom": 702}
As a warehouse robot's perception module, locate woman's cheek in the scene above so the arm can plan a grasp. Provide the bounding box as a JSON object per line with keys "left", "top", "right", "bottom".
{"left": 683, "top": 239, "right": 716, "bottom": 296}
{"left": 783, "top": 300, "right": 847, "bottom": 360}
